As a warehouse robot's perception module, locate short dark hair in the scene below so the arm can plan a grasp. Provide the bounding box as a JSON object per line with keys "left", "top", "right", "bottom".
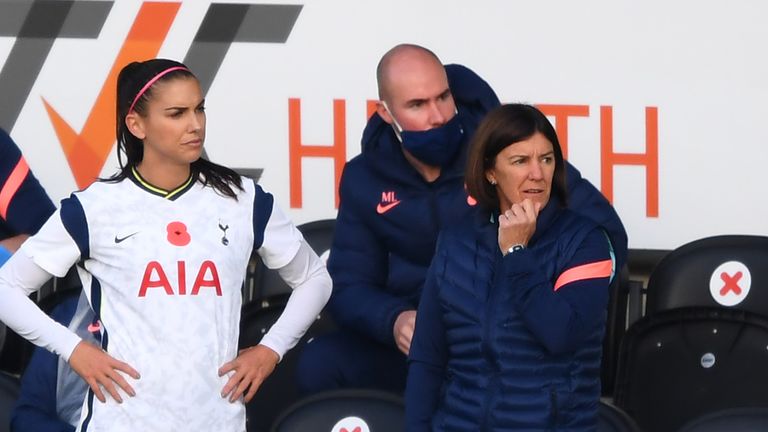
{"left": 465, "top": 103, "right": 567, "bottom": 211}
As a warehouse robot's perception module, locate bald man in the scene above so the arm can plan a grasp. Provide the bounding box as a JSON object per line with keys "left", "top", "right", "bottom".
{"left": 297, "top": 44, "right": 628, "bottom": 395}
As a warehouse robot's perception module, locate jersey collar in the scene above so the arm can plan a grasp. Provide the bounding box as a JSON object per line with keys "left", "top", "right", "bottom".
{"left": 129, "top": 167, "right": 196, "bottom": 200}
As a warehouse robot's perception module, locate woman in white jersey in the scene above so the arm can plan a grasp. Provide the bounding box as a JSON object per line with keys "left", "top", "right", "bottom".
{"left": 0, "top": 58, "right": 332, "bottom": 431}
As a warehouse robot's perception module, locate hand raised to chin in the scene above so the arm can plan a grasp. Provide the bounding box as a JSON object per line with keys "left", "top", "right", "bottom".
{"left": 498, "top": 199, "right": 542, "bottom": 254}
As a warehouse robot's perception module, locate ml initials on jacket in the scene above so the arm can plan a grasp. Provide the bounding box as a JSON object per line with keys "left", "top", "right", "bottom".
{"left": 376, "top": 191, "right": 401, "bottom": 214}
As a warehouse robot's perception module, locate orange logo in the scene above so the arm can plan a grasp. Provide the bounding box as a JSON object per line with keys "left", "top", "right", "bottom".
{"left": 42, "top": 2, "right": 181, "bottom": 189}
{"left": 377, "top": 190, "right": 400, "bottom": 214}
{"left": 376, "top": 201, "right": 401, "bottom": 214}
{"left": 87, "top": 321, "right": 102, "bottom": 333}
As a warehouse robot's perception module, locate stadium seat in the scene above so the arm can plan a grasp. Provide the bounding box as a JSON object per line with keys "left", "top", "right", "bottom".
{"left": 676, "top": 406, "right": 768, "bottom": 432}
{"left": 613, "top": 307, "right": 768, "bottom": 432}
{"left": 598, "top": 400, "right": 642, "bottom": 432}
{"left": 601, "top": 264, "right": 630, "bottom": 396}
{"left": 237, "top": 219, "right": 336, "bottom": 430}
{"left": 0, "top": 371, "right": 20, "bottom": 432}
{"left": 645, "top": 235, "right": 768, "bottom": 315}
{"left": 270, "top": 389, "right": 404, "bottom": 432}
{"left": 239, "top": 298, "right": 337, "bottom": 432}
{"left": 613, "top": 235, "right": 768, "bottom": 431}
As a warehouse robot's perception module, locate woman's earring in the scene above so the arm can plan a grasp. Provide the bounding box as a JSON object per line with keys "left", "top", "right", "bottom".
{"left": 489, "top": 179, "right": 497, "bottom": 185}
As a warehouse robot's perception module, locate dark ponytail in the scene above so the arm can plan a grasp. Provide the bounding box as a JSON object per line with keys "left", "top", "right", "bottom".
{"left": 107, "top": 58, "right": 242, "bottom": 199}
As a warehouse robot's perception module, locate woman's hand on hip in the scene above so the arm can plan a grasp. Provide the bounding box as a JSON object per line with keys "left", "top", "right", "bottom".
{"left": 218, "top": 344, "right": 279, "bottom": 403}
{"left": 68, "top": 340, "right": 140, "bottom": 403}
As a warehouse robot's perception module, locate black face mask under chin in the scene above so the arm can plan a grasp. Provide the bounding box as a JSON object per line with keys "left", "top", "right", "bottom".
{"left": 384, "top": 104, "right": 465, "bottom": 168}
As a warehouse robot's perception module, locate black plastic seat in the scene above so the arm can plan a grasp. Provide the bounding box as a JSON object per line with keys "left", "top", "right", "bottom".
{"left": 614, "top": 307, "right": 768, "bottom": 432}
{"left": 602, "top": 264, "right": 630, "bottom": 396}
{"left": 270, "top": 389, "right": 404, "bottom": 432}
{"left": 676, "top": 406, "right": 768, "bottom": 432}
{"left": 614, "top": 235, "right": 768, "bottom": 431}
{"left": 238, "top": 219, "right": 337, "bottom": 431}
{"left": 598, "top": 400, "right": 643, "bottom": 432}
{"left": 239, "top": 298, "right": 337, "bottom": 432}
{"left": 0, "top": 323, "right": 5, "bottom": 356}
{"left": 245, "top": 219, "right": 335, "bottom": 304}
{"left": 645, "top": 235, "right": 768, "bottom": 315}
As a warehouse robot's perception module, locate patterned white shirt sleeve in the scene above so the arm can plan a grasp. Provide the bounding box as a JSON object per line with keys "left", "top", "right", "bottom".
{"left": 255, "top": 203, "right": 332, "bottom": 359}
{"left": 0, "top": 248, "right": 82, "bottom": 360}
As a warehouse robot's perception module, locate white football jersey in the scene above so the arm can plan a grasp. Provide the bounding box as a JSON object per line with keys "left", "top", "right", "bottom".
{"left": 22, "top": 171, "right": 302, "bottom": 432}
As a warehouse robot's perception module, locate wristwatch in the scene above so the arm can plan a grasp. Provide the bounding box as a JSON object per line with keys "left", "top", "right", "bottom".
{"left": 506, "top": 244, "right": 525, "bottom": 255}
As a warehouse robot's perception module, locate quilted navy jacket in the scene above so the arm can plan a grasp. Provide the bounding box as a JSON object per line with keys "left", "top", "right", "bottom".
{"left": 406, "top": 201, "right": 611, "bottom": 431}
{"left": 326, "top": 65, "right": 627, "bottom": 347}
{"left": 0, "top": 128, "right": 55, "bottom": 240}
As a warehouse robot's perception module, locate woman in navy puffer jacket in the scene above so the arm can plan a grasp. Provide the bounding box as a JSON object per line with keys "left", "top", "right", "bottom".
{"left": 406, "top": 104, "right": 614, "bottom": 431}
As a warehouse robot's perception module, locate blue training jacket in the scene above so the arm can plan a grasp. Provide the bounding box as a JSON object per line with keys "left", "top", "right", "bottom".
{"left": 12, "top": 292, "right": 100, "bottom": 432}
{"left": 326, "top": 64, "right": 628, "bottom": 347}
{"left": 406, "top": 201, "right": 611, "bottom": 431}
{"left": 0, "top": 128, "right": 55, "bottom": 241}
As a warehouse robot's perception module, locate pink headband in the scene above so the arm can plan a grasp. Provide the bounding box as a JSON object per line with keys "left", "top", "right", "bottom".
{"left": 128, "top": 66, "right": 190, "bottom": 113}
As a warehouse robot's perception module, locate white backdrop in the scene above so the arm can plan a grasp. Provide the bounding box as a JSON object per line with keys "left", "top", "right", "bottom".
{"left": 3, "top": 0, "right": 767, "bottom": 250}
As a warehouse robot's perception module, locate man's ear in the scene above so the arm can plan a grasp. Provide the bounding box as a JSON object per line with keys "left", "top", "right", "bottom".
{"left": 125, "top": 112, "right": 146, "bottom": 140}
{"left": 376, "top": 101, "right": 393, "bottom": 125}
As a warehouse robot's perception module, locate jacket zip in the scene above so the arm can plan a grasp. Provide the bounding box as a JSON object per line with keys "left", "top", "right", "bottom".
{"left": 479, "top": 247, "right": 504, "bottom": 431}
{"left": 550, "top": 387, "right": 559, "bottom": 428}
{"left": 427, "top": 181, "right": 441, "bottom": 231}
